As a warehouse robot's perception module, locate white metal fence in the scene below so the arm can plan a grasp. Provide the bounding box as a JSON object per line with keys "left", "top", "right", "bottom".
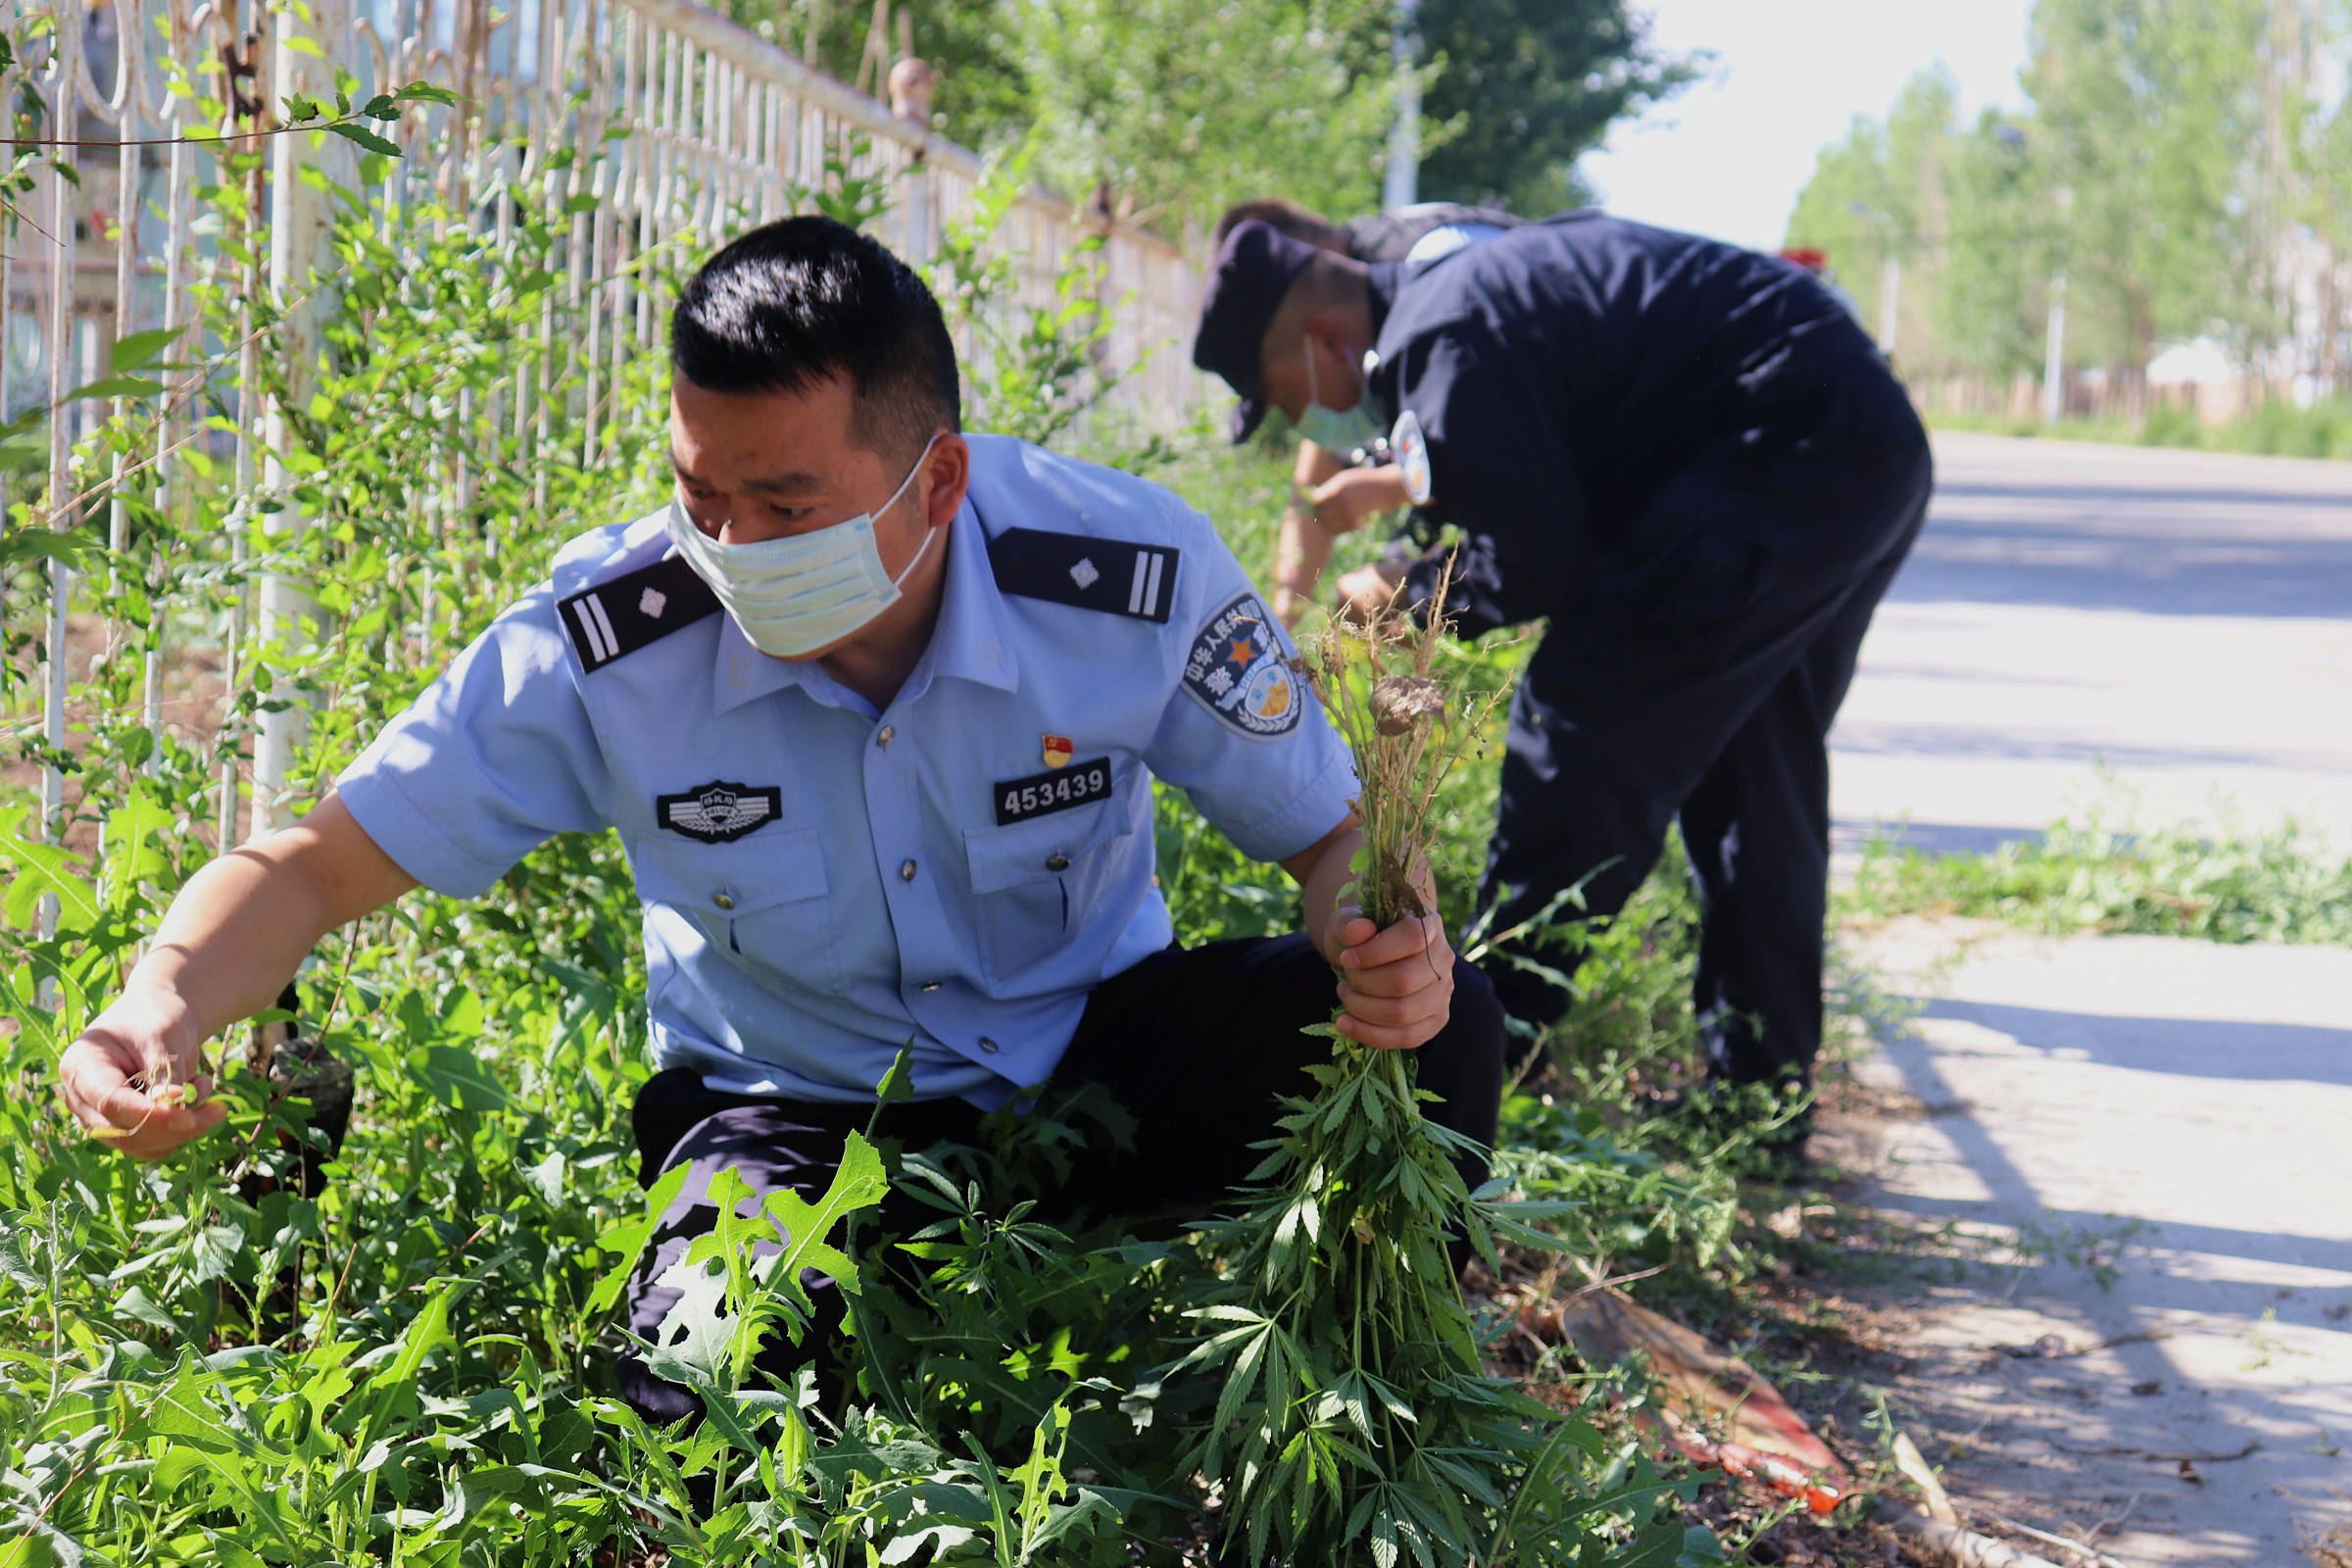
{"left": 3, "top": 0, "right": 1206, "bottom": 921}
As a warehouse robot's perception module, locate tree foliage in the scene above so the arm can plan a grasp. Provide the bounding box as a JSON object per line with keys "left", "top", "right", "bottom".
{"left": 1784, "top": 68, "right": 1963, "bottom": 364}
{"left": 713, "top": 0, "right": 1684, "bottom": 235}
{"left": 1008, "top": 0, "right": 1399, "bottom": 233}
{"left": 1782, "top": 0, "right": 2336, "bottom": 385}
{"left": 1417, "top": 0, "right": 1698, "bottom": 218}
{"left": 2025, "top": 0, "right": 2274, "bottom": 371}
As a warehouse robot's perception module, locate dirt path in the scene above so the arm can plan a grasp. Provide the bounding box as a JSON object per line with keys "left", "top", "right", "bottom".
{"left": 1813, "top": 435, "right": 2352, "bottom": 1564}
{"left": 1828, "top": 920, "right": 2352, "bottom": 1565}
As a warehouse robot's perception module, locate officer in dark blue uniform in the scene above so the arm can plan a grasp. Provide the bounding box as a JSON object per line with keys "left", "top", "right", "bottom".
{"left": 1210, "top": 197, "right": 1523, "bottom": 625}
{"left": 1192, "top": 215, "right": 1933, "bottom": 1143}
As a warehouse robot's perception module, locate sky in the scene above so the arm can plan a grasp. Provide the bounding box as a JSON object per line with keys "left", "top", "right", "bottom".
{"left": 1575, "top": 0, "right": 2040, "bottom": 253}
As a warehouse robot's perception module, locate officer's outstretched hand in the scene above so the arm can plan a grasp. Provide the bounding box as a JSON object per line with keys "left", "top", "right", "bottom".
{"left": 1335, "top": 560, "right": 1408, "bottom": 624}
{"left": 1310, "top": 464, "right": 1410, "bottom": 536}
{"left": 61, "top": 986, "right": 225, "bottom": 1160}
{"left": 1328, "top": 906, "right": 1455, "bottom": 1052}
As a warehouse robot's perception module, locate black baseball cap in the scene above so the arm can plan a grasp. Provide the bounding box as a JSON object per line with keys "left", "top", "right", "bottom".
{"left": 1191, "top": 219, "right": 1322, "bottom": 443}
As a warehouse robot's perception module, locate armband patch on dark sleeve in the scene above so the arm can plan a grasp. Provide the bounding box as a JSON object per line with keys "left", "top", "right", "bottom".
{"left": 559, "top": 554, "right": 719, "bottom": 671}
{"left": 987, "top": 527, "right": 1179, "bottom": 623}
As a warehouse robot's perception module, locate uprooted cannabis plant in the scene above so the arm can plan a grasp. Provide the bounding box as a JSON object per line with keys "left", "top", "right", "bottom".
{"left": 1174, "top": 567, "right": 1722, "bottom": 1568}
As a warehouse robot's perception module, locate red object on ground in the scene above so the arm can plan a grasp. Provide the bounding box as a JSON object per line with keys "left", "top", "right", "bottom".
{"left": 1528, "top": 1285, "right": 1854, "bottom": 1515}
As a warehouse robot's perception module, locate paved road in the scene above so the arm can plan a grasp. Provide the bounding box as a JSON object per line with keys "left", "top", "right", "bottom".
{"left": 1829, "top": 435, "right": 2352, "bottom": 1564}
{"left": 1848, "top": 925, "right": 2352, "bottom": 1566}
{"left": 1831, "top": 431, "right": 2352, "bottom": 857}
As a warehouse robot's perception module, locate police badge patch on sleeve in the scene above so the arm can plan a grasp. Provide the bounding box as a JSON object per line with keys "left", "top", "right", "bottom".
{"left": 658, "top": 780, "right": 783, "bottom": 843}
{"left": 1392, "top": 408, "right": 1433, "bottom": 505}
{"left": 1182, "top": 592, "right": 1303, "bottom": 739}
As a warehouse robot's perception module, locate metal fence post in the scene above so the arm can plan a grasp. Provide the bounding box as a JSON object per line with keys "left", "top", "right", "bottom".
{"left": 888, "top": 57, "right": 933, "bottom": 265}
{"left": 249, "top": 0, "right": 351, "bottom": 838}
{"left": 37, "top": 12, "right": 83, "bottom": 945}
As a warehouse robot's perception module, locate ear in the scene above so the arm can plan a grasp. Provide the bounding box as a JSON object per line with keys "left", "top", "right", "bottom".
{"left": 921, "top": 433, "right": 972, "bottom": 528}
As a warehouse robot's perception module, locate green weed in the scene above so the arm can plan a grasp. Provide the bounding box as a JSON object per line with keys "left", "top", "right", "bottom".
{"left": 2006, "top": 1212, "right": 2154, "bottom": 1294}
{"left": 1841, "top": 813, "right": 2352, "bottom": 946}
{"left": 1930, "top": 397, "right": 2352, "bottom": 461}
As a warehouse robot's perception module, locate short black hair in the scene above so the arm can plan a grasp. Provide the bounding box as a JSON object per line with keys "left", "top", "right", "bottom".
{"left": 671, "top": 216, "right": 960, "bottom": 460}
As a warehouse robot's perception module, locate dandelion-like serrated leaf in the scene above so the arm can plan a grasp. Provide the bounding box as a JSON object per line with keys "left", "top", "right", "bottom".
{"left": 643, "top": 1258, "right": 735, "bottom": 1394}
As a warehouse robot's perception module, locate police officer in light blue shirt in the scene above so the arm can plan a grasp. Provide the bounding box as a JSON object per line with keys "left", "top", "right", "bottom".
{"left": 58, "top": 216, "right": 1505, "bottom": 1425}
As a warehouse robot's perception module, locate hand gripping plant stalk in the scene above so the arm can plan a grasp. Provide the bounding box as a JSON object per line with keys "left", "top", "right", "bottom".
{"left": 1176, "top": 564, "right": 1707, "bottom": 1568}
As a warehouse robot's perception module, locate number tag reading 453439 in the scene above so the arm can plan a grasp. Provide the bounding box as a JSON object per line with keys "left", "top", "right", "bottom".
{"left": 994, "top": 757, "right": 1114, "bottom": 825}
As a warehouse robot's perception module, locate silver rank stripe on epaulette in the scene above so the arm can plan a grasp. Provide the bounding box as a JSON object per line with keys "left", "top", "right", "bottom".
{"left": 559, "top": 556, "right": 716, "bottom": 671}
{"left": 569, "top": 592, "right": 623, "bottom": 667}
{"left": 1128, "top": 547, "right": 1169, "bottom": 619}
{"left": 986, "top": 526, "right": 1181, "bottom": 623}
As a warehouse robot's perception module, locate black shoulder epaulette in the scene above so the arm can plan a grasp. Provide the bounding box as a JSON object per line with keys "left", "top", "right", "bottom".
{"left": 557, "top": 553, "right": 720, "bottom": 672}
{"left": 987, "top": 526, "right": 1179, "bottom": 624}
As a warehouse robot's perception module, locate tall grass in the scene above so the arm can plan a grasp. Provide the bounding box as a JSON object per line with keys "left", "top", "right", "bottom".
{"left": 1841, "top": 813, "right": 2352, "bottom": 947}
{"left": 1930, "top": 396, "right": 2352, "bottom": 460}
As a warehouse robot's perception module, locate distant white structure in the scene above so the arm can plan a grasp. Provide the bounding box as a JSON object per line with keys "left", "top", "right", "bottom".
{"left": 2147, "top": 338, "right": 2237, "bottom": 389}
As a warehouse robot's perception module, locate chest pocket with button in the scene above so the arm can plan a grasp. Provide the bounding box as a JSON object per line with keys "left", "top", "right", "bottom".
{"left": 628, "top": 827, "right": 844, "bottom": 997}
{"left": 962, "top": 796, "right": 1136, "bottom": 987}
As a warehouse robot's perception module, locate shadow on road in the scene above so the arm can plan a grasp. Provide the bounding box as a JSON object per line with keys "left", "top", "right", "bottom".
{"left": 1832, "top": 819, "right": 2046, "bottom": 858}
{"left": 1834, "top": 721, "right": 2302, "bottom": 770}
{"left": 1888, "top": 520, "right": 2352, "bottom": 617}
{"left": 1917, "top": 997, "right": 2352, "bottom": 1090}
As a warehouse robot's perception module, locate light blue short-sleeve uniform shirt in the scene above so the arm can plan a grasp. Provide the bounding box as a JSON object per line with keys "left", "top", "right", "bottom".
{"left": 337, "top": 435, "right": 1359, "bottom": 1106}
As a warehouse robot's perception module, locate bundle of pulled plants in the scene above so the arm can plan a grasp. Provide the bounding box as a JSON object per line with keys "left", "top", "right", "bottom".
{"left": 1171, "top": 567, "right": 1720, "bottom": 1568}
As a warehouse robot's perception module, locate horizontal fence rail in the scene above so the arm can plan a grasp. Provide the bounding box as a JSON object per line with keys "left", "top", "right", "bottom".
{"left": 2, "top": 0, "right": 1207, "bottom": 911}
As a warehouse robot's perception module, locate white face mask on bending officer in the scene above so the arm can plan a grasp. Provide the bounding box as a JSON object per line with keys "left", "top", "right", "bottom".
{"left": 664, "top": 433, "right": 944, "bottom": 659}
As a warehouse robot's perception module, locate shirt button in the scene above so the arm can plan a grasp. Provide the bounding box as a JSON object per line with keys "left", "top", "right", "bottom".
{"left": 1046, "top": 854, "right": 1070, "bottom": 872}
{"left": 728, "top": 656, "right": 751, "bottom": 688}
{"left": 900, "top": 858, "right": 918, "bottom": 881}
{"left": 876, "top": 725, "right": 896, "bottom": 748}
{"left": 920, "top": 981, "right": 941, "bottom": 993}
{"left": 979, "top": 1036, "right": 1000, "bottom": 1054}
{"left": 712, "top": 892, "right": 736, "bottom": 910}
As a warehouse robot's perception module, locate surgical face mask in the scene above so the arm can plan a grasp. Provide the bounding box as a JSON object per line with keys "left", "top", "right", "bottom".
{"left": 1297, "top": 334, "right": 1383, "bottom": 456}
{"left": 664, "top": 435, "right": 942, "bottom": 659}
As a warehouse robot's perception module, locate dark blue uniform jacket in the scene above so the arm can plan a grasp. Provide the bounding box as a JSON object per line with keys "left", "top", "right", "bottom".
{"left": 1368, "top": 214, "right": 1917, "bottom": 638}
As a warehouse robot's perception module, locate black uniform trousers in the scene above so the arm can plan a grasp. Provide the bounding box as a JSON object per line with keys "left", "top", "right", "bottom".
{"left": 616, "top": 933, "right": 1506, "bottom": 1427}
{"left": 1480, "top": 403, "right": 1933, "bottom": 1090}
